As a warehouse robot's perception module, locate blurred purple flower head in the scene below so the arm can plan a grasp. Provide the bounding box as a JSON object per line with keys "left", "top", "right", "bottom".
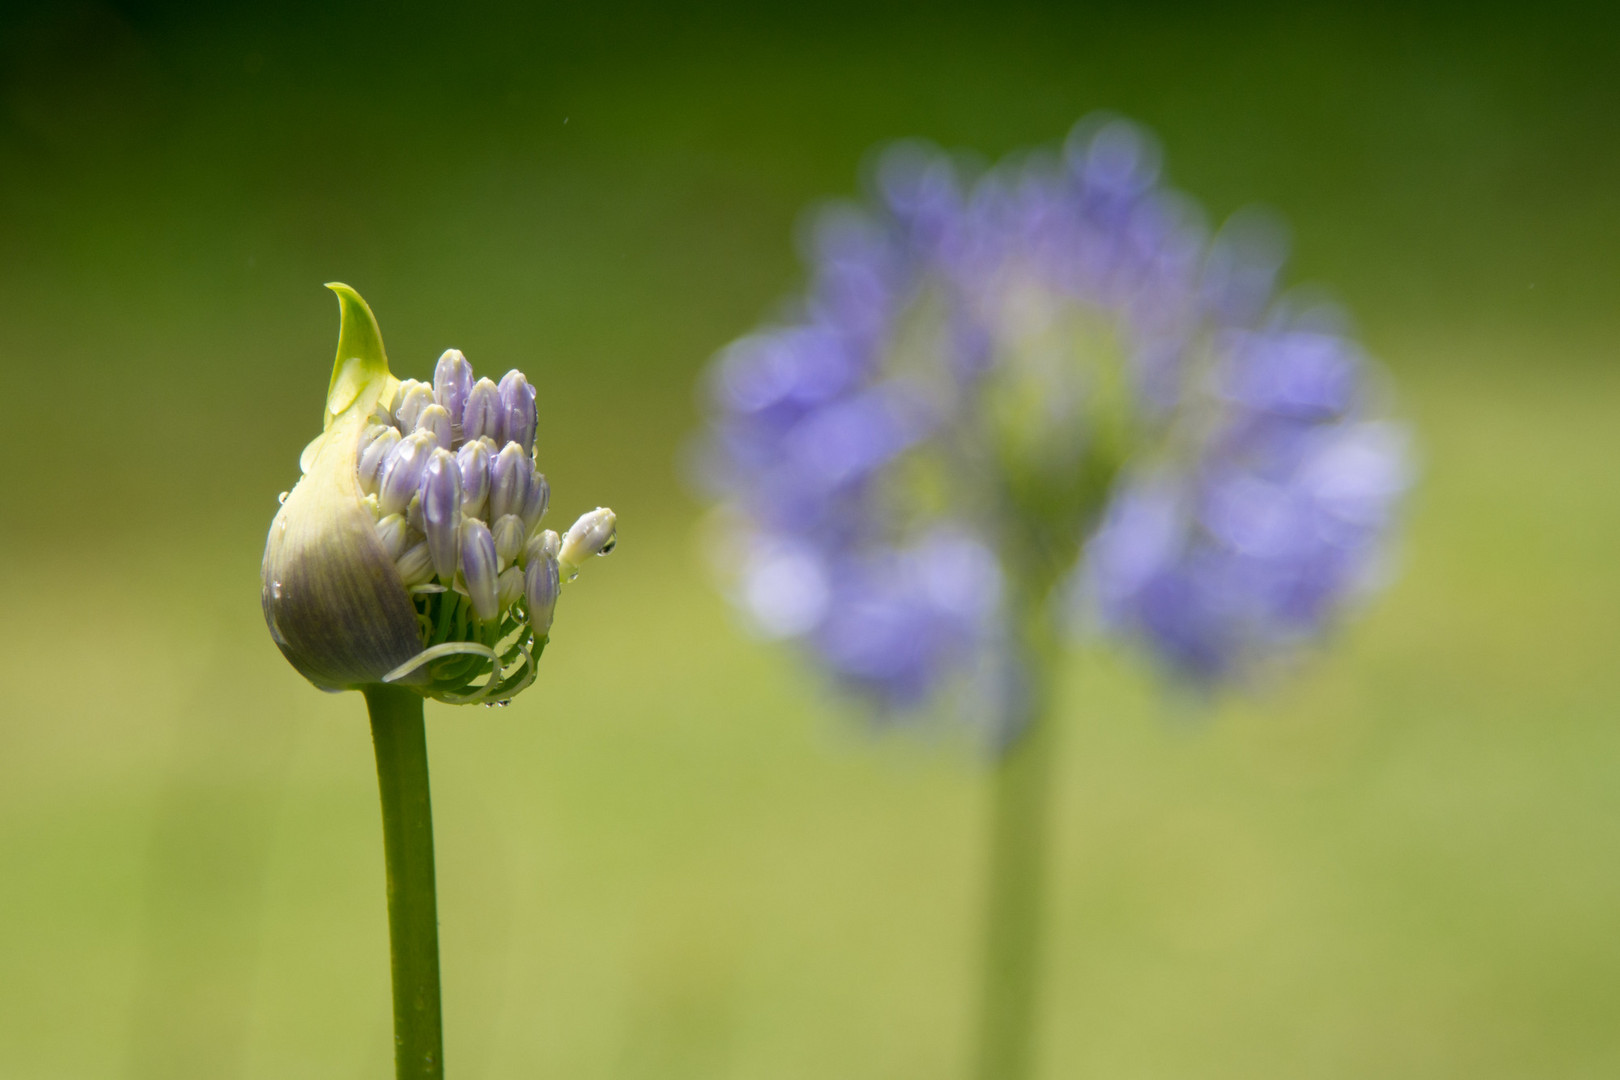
{"left": 697, "top": 116, "right": 1410, "bottom": 728}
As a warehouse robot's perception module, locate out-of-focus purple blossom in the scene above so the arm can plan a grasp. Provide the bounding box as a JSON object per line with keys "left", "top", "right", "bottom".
{"left": 696, "top": 116, "right": 1410, "bottom": 727}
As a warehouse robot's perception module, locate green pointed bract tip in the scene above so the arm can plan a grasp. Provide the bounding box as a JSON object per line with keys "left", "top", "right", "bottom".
{"left": 262, "top": 285, "right": 605, "bottom": 705}
{"left": 323, "top": 282, "right": 398, "bottom": 430}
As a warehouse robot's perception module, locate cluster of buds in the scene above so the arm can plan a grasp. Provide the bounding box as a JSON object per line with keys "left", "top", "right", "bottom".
{"left": 263, "top": 285, "right": 616, "bottom": 705}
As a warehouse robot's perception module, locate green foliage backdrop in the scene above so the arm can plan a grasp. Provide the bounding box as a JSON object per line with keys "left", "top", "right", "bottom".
{"left": 1, "top": 2, "right": 1617, "bottom": 1076}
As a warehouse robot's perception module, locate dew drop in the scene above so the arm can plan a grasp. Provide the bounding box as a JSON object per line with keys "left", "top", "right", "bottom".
{"left": 271, "top": 580, "right": 283, "bottom": 599}
{"left": 278, "top": 491, "right": 290, "bottom": 504}
{"left": 597, "top": 536, "right": 616, "bottom": 555}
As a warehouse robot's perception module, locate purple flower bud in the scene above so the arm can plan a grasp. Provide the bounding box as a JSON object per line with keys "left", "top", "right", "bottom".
{"left": 521, "top": 469, "right": 550, "bottom": 533}
{"left": 357, "top": 426, "right": 401, "bottom": 495}
{"left": 455, "top": 440, "right": 492, "bottom": 522}
{"left": 396, "top": 541, "right": 435, "bottom": 587}
{"left": 523, "top": 529, "right": 560, "bottom": 568}
{"left": 497, "top": 370, "right": 538, "bottom": 453}
{"left": 359, "top": 423, "right": 392, "bottom": 454}
{"left": 524, "top": 548, "right": 561, "bottom": 637}
{"left": 491, "top": 514, "right": 526, "bottom": 570}
{"left": 488, "top": 442, "right": 531, "bottom": 523}
{"left": 415, "top": 403, "right": 454, "bottom": 451}
{"left": 376, "top": 513, "right": 411, "bottom": 559}
{"left": 459, "top": 518, "right": 500, "bottom": 622}
{"left": 497, "top": 566, "right": 525, "bottom": 611}
{"left": 378, "top": 432, "right": 435, "bottom": 516}
{"left": 433, "top": 348, "right": 474, "bottom": 435}
{"left": 419, "top": 449, "right": 462, "bottom": 582}
{"left": 463, "top": 378, "right": 500, "bottom": 444}
{"left": 394, "top": 381, "right": 433, "bottom": 433}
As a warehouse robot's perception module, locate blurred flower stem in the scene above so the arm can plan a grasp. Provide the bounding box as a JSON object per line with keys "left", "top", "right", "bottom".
{"left": 363, "top": 684, "right": 445, "bottom": 1080}
{"left": 975, "top": 581, "right": 1062, "bottom": 1080}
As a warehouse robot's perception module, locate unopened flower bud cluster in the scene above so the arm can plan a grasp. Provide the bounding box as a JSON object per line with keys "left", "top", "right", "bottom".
{"left": 356, "top": 348, "right": 615, "bottom": 641}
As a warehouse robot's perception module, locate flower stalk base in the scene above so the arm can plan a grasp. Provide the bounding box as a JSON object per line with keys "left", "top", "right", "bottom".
{"left": 973, "top": 624, "right": 1060, "bottom": 1080}
{"left": 365, "top": 684, "right": 445, "bottom": 1080}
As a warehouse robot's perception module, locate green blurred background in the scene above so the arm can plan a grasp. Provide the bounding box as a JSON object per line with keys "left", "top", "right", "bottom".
{"left": 2, "top": 1, "right": 1617, "bottom": 1076}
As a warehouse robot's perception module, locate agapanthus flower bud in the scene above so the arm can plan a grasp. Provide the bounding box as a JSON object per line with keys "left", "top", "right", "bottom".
{"left": 394, "top": 381, "right": 433, "bottom": 433}
{"left": 524, "top": 549, "right": 561, "bottom": 637}
{"left": 359, "top": 422, "right": 393, "bottom": 457}
{"left": 358, "top": 426, "right": 400, "bottom": 495}
{"left": 523, "top": 529, "right": 560, "bottom": 568}
{"left": 433, "top": 348, "right": 474, "bottom": 434}
{"left": 463, "top": 378, "right": 500, "bottom": 444}
{"left": 488, "top": 442, "right": 531, "bottom": 523}
{"left": 376, "top": 513, "right": 411, "bottom": 560}
{"left": 497, "top": 566, "right": 525, "bottom": 611}
{"left": 396, "top": 541, "right": 435, "bottom": 587}
{"left": 262, "top": 284, "right": 618, "bottom": 704}
{"left": 521, "top": 469, "right": 550, "bottom": 533}
{"left": 414, "top": 403, "right": 453, "bottom": 451}
{"left": 378, "top": 432, "right": 436, "bottom": 517}
{"left": 419, "top": 449, "right": 462, "bottom": 582}
{"left": 491, "top": 514, "right": 526, "bottom": 570}
{"left": 455, "top": 439, "right": 491, "bottom": 521}
{"left": 497, "top": 370, "right": 538, "bottom": 453}
{"left": 559, "top": 508, "right": 617, "bottom": 579}
{"left": 459, "top": 518, "right": 501, "bottom": 623}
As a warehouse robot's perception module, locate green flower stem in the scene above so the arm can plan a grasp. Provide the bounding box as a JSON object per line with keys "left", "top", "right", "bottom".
{"left": 363, "top": 684, "right": 445, "bottom": 1080}
{"left": 973, "top": 614, "right": 1061, "bottom": 1080}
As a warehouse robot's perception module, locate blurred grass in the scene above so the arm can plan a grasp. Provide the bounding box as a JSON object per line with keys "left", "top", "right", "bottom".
{"left": 1, "top": 1, "right": 1618, "bottom": 1077}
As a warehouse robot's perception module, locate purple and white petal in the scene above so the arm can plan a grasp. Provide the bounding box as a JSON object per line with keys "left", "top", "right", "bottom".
{"left": 463, "top": 378, "right": 501, "bottom": 444}
{"left": 396, "top": 541, "right": 435, "bottom": 587}
{"left": 524, "top": 549, "right": 561, "bottom": 636}
{"left": 419, "top": 449, "right": 463, "bottom": 583}
{"left": 414, "top": 403, "right": 454, "bottom": 452}
{"left": 491, "top": 514, "right": 526, "bottom": 570}
{"left": 459, "top": 519, "right": 500, "bottom": 622}
{"left": 520, "top": 469, "right": 550, "bottom": 533}
{"left": 455, "top": 440, "right": 492, "bottom": 522}
{"left": 433, "top": 349, "right": 474, "bottom": 435}
{"left": 523, "top": 529, "right": 561, "bottom": 568}
{"left": 358, "top": 427, "right": 401, "bottom": 495}
{"left": 496, "top": 370, "right": 538, "bottom": 453}
{"left": 375, "top": 513, "right": 411, "bottom": 560}
{"left": 394, "top": 381, "right": 434, "bottom": 434}
{"left": 378, "top": 432, "right": 435, "bottom": 517}
{"left": 488, "top": 442, "right": 531, "bottom": 523}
